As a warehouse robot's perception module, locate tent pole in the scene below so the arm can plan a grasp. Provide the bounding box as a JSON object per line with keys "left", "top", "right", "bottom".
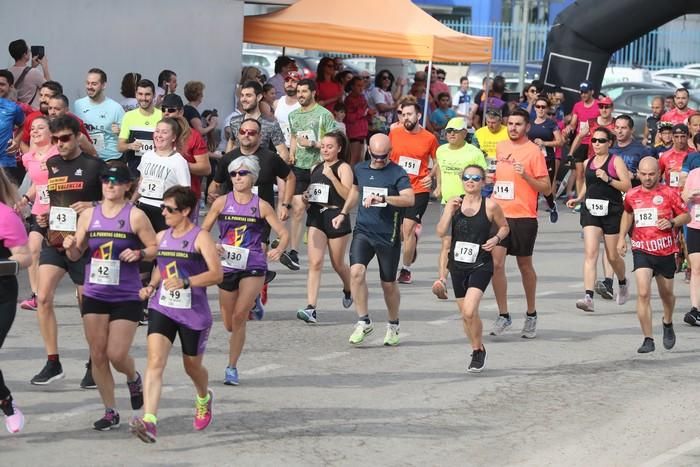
{"left": 483, "top": 61, "right": 492, "bottom": 118}
{"left": 282, "top": 46, "right": 286, "bottom": 55}
{"left": 423, "top": 60, "right": 432, "bottom": 126}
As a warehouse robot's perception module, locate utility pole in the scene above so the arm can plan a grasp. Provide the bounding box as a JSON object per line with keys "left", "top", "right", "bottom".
{"left": 517, "top": 0, "right": 531, "bottom": 93}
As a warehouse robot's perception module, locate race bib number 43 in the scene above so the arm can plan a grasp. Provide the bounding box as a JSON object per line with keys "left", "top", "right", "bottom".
{"left": 493, "top": 181, "right": 514, "bottom": 200}
{"left": 362, "top": 186, "right": 388, "bottom": 207}
{"left": 49, "top": 206, "right": 77, "bottom": 232}
{"left": 634, "top": 208, "right": 658, "bottom": 228}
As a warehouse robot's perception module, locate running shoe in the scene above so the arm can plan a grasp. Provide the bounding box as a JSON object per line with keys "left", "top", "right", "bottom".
{"left": 139, "top": 308, "right": 149, "bottom": 327}
{"left": 342, "top": 290, "right": 353, "bottom": 309}
{"left": 616, "top": 284, "right": 629, "bottom": 306}
{"left": 349, "top": 320, "right": 374, "bottom": 345}
{"left": 297, "top": 305, "right": 317, "bottom": 324}
{"left": 80, "top": 361, "right": 97, "bottom": 389}
{"left": 251, "top": 295, "right": 265, "bottom": 321}
{"left": 94, "top": 409, "right": 120, "bottom": 431}
{"left": 549, "top": 203, "right": 559, "bottom": 224}
{"left": 264, "top": 270, "right": 277, "bottom": 285}
{"left": 20, "top": 294, "right": 37, "bottom": 311}
{"left": 431, "top": 279, "right": 448, "bottom": 300}
{"left": 575, "top": 295, "right": 595, "bottom": 312}
{"left": 128, "top": 372, "right": 144, "bottom": 410}
{"left": 637, "top": 337, "right": 655, "bottom": 354}
{"left": 193, "top": 390, "right": 213, "bottom": 431}
{"left": 398, "top": 268, "right": 412, "bottom": 284}
{"left": 663, "top": 323, "right": 676, "bottom": 350}
{"left": 489, "top": 315, "right": 512, "bottom": 336}
{"left": 521, "top": 315, "right": 537, "bottom": 339}
{"left": 30, "top": 360, "right": 64, "bottom": 385}
{"left": 573, "top": 203, "right": 581, "bottom": 213}
{"left": 130, "top": 417, "right": 157, "bottom": 443}
{"left": 280, "top": 250, "right": 300, "bottom": 271}
{"left": 467, "top": 347, "right": 487, "bottom": 373}
{"left": 3, "top": 401, "right": 24, "bottom": 434}
{"left": 594, "top": 280, "right": 614, "bottom": 300}
{"left": 684, "top": 308, "right": 700, "bottom": 326}
{"left": 224, "top": 366, "right": 239, "bottom": 386}
{"left": 383, "top": 323, "right": 400, "bottom": 346}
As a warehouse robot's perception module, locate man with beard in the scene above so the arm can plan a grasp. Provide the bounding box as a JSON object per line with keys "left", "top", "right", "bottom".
{"left": 644, "top": 96, "right": 665, "bottom": 147}
{"left": 117, "top": 79, "right": 162, "bottom": 174}
{"left": 73, "top": 68, "right": 125, "bottom": 161}
{"left": 273, "top": 71, "right": 301, "bottom": 149}
{"left": 389, "top": 102, "right": 439, "bottom": 285}
{"left": 661, "top": 88, "right": 696, "bottom": 126}
{"left": 610, "top": 115, "right": 653, "bottom": 187}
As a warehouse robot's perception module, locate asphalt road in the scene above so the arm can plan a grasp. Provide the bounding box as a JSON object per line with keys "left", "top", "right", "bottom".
{"left": 2, "top": 201, "right": 699, "bottom": 466}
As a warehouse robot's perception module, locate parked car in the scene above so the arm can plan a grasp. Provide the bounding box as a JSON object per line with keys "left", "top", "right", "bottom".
{"left": 601, "top": 81, "right": 668, "bottom": 101}
{"left": 652, "top": 69, "right": 700, "bottom": 89}
{"left": 467, "top": 62, "right": 541, "bottom": 83}
{"left": 285, "top": 55, "right": 320, "bottom": 79}
{"left": 241, "top": 48, "right": 279, "bottom": 78}
{"left": 601, "top": 67, "right": 653, "bottom": 87}
{"left": 611, "top": 88, "right": 700, "bottom": 137}
{"left": 683, "top": 63, "right": 700, "bottom": 71}
{"left": 343, "top": 58, "right": 417, "bottom": 79}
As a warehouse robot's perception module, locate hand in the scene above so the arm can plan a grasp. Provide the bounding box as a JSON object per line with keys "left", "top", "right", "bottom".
{"left": 513, "top": 162, "right": 525, "bottom": 176}
{"left": 432, "top": 187, "right": 441, "bottom": 200}
{"left": 397, "top": 77, "right": 408, "bottom": 87}
{"left": 62, "top": 234, "right": 76, "bottom": 250}
{"left": 446, "top": 197, "right": 461, "bottom": 212}
{"left": 367, "top": 108, "right": 377, "bottom": 117}
{"left": 278, "top": 205, "right": 289, "bottom": 221}
{"left": 215, "top": 243, "right": 225, "bottom": 257}
{"left": 534, "top": 138, "right": 544, "bottom": 146}
{"left": 6, "top": 138, "right": 19, "bottom": 154}
{"left": 566, "top": 198, "right": 579, "bottom": 209}
{"left": 298, "top": 136, "right": 313, "bottom": 148}
{"left": 163, "top": 277, "right": 184, "bottom": 291}
{"left": 420, "top": 174, "right": 433, "bottom": 190}
{"left": 70, "top": 201, "right": 92, "bottom": 214}
{"left": 331, "top": 214, "right": 346, "bottom": 229}
{"left": 288, "top": 154, "right": 296, "bottom": 165}
{"left": 322, "top": 164, "right": 334, "bottom": 179}
{"left": 595, "top": 169, "right": 609, "bottom": 182}
{"left": 363, "top": 194, "right": 383, "bottom": 208}
{"left": 207, "top": 191, "right": 220, "bottom": 204}
{"left": 138, "top": 286, "right": 154, "bottom": 301}
{"left": 617, "top": 241, "right": 627, "bottom": 257}
{"left": 267, "top": 248, "right": 283, "bottom": 262}
{"left": 119, "top": 248, "right": 142, "bottom": 263}
{"left": 657, "top": 218, "right": 673, "bottom": 230}
{"left": 301, "top": 190, "right": 310, "bottom": 202}
{"left": 111, "top": 123, "right": 120, "bottom": 134}
{"left": 207, "top": 116, "right": 219, "bottom": 128}
{"left": 482, "top": 236, "right": 499, "bottom": 252}
{"left": 36, "top": 214, "right": 48, "bottom": 228}
{"left": 130, "top": 141, "right": 143, "bottom": 151}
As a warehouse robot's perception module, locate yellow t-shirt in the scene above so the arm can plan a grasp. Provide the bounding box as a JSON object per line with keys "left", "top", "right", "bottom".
{"left": 436, "top": 143, "right": 487, "bottom": 204}
{"left": 474, "top": 125, "right": 508, "bottom": 170}
{"left": 119, "top": 108, "right": 163, "bottom": 156}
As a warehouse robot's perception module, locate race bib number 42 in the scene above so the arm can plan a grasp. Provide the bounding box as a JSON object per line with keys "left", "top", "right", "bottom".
{"left": 398, "top": 156, "right": 421, "bottom": 176}
{"left": 453, "top": 241, "right": 480, "bottom": 263}
{"left": 89, "top": 258, "right": 120, "bottom": 285}
{"left": 158, "top": 287, "right": 192, "bottom": 309}
{"left": 362, "top": 187, "right": 388, "bottom": 207}
{"left": 634, "top": 208, "right": 658, "bottom": 228}
{"left": 493, "top": 181, "right": 514, "bottom": 200}
{"left": 49, "top": 206, "right": 77, "bottom": 232}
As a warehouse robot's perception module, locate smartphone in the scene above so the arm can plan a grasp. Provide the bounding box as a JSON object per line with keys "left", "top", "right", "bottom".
{"left": 0, "top": 260, "right": 19, "bottom": 277}
{"left": 31, "top": 45, "right": 45, "bottom": 59}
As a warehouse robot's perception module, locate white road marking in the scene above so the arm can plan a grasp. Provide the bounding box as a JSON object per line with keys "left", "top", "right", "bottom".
{"left": 38, "top": 403, "right": 104, "bottom": 421}
{"left": 309, "top": 352, "right": 350, "bottom": 361}
{"left": 536, "top": 291, "right": 559, "bottom": 297}
{"left": 427, "top": 320, "right": 449, "bottom": 326}
{"left": 640, "top": 437, "right": 700, "bottom": 467}
{"left": 245, "top": 364, "right": 284, "bottom": 375}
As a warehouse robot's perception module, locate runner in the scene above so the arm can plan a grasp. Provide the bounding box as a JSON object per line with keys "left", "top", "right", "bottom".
{"left": 62, "top": 163, "right": 156, "bottom": 430}
{"left": 565, "top": 81, "right": 600, "bottom": 201}
{"left": 297, "top": 131, "right": 354, "bottom": 323}
{"left": 490, "top": 108, "right": 551, "bottom": 339}
{"left": 473, "top": 109, "right": 508, "bottom": 197}
{"left": 617, "top": 157, "right": 690, "bottom": 353}
{"left": 31, "top": 115, "right": 105, "bottom": 387}
{"left": 432, "top": 118, "right": 486, "bottom": 300}
{"left": 660, "top": 88, "right": 696, "bottom": 125}
{"left": 389, "top": 102, "right": 439, "bottom": 284}
{"left": 201, "top": 156, "right": 287, "bottom": 386}
{"left": 0, "top": 170, "right": 31, "bottom": 433}
{"left": 566, "top": 127, "right": 632, "bottom": 311}
{"left": 682, "top": 167, "right": 700, "bottom": 325}
{"left": 436, "top": 165, "right": 508, "bottom": 372}
{"left": 659, "top": 124, "right": 690, "bottom": 192}
{"left": 610, "top": 115, "right": 653, "bottom": 188}
{"left": 131, "top": 186, "right": 223, "bottom": 443}
{"left": 118, "top": 79, "right": 163, "bottom": 174}
{"left": 332, "top": 133, "right": 414, "bottom": 346}
{"left": 273, "top": 71, "right": 301, "bottom": 150}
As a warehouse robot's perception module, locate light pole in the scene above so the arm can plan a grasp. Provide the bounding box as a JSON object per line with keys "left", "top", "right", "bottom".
{"left": 517, "top": 0, "right": 531, "bottom": 93}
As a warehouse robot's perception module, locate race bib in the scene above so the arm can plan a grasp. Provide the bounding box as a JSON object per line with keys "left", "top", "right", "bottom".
{"left": 398, "top": 156, "right": 421, "bottom": 176}
{"left": 90, "top": 132, "right": 105, "bottom": 152}
{"left": 579, "top": 121, "right": 589, "bottom": 134}
{"left": 493, "top": 181, "right": 514, "bottom": 200}
{"left": 221, "top": 244, "right": 249, "bottom": 269}
{"left": 487, "top": 158, "right": 497, "bottom": 172}
{"left": 669, "top": 172, "right": 680, "bottom": 187}
{"left": 454, "top": 241, "right": 480, "bottom": 263}
{"left": 135, "top": 139, "right": 154, "bottom": 157}
{"left": 585, "top": 198, "right": 609, "bottom": 217}
{"left": 140, "top": 177, "right": 165, "bottom": 199}
{"left": 634, "top": 208, "right": 658, "bottom": 228}
{"left": 280, "top": 122, "right": 292, "bottom": 147}
{"left": 362, "top": 186, "right": 388, "bottom": 207}
{"left": 297, "top": 129, "right": 316, "bottom": 143}
{"left": 695, "top": 205, "right": 700, "bottom": 223}
{"left": 158, "top": 287, "right": 192, "bottom": 309}
{"left": 307, "top": 183, "right": 330, "bottom": 203}
{"left": 89, "top": 258, "right": 120, "bottom": 285}
{"left": 37, "top": 185, "right": 50, "bottom": 205}
{"left": 49, "top": 206, "right": 77, "bottom": 232}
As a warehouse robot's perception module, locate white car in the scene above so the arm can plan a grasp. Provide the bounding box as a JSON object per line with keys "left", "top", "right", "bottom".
{"left": 683, "top": 63, "right": 700, "bottom": 71}
{"left": 652, "top": 68, "right": 700, "bottom": 89}
{"left": 601, "top": 67, "right": 653, "bottom": 87}
{"left": 241, "top": 48, "right": 281, "bottom": 78}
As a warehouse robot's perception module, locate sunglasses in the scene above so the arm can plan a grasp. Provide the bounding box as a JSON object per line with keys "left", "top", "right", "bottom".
{"left": 534, "top": 105, "right": 548, "bottom": 109}
{"left": 238, "top": 129, "right": 259, "bottom": 136}
{"left": 437, "top": 76, "right": 446, "bottom": 81}
{"left": 362, "top": 76, "right": 370, "bottom": 80}
{"left": 528, "top": 89, "right": 538, "bottom": 93}
{"left": 547, "top": 111, "right": 556, "bottom": 116}
{"left": 161, "top": 107, "right": 179, "bottom": 113}
{"left": 160, "top": 203, "right": 181, "bottom": 213}
{"left": 369, "top": 152, "right": 389, "bottom": 160}
{"left": 598, "top": 104, "right": 612, "bottom": 109}
{"left": 51, "top": 134, "right": 74, "bottom": 143}
{"left": 673, "top": 134, "right": 688, "bottom": 138}
{"left": 100, "top": 176, "right": 129, "bottom": 184}
{"left": 590, "top": 138, "right": 609, "bottom": 144}
{"left": 462, "top": 174, "right": 483, "bottom": 182}
{"left": 380, "top": 76, "right": 390, "bottom": 80}
{"left": 229, "top": 169, "right": 252, "bottom": 177}
{"left": 445, "top": 128, "right": 464, "bottom": 134}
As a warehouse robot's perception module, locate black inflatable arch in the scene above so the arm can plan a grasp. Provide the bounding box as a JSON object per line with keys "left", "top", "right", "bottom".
{"left": 540, "top": 0, "right": 700, "bottom": 111}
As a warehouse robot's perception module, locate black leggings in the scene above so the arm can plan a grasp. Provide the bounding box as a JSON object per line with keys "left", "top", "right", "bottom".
{"left": 544, "top": 157, "right": 556, "bottom": 209}
{"left": 0, "top": 277, "right": 19, "bottom": 400}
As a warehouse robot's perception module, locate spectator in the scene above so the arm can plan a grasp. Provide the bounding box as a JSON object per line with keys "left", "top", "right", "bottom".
{"left": 452, "top": 76, "right": 471, "bottom": 120}
{"left": 430, "top": 92, "right": 457, "bottom": 144}
{"left": 473, "top": 76, "right": 508, "bottom": 128}
{"left": 664, "top": 94, "right": 675, "bottom": 113}
{"left": 8, "top": 39, "right": 49, "bottom": 108}
{"left": 344, "top": 76, "right": 371, "bottom": 165}
{"left": 333, "top": 102, "right": 346, "bottom": 134}
{"left": 119, "top": 72, "right": 141, "bottom": 112}
{"left": 337, "top": 70, "right": 354, "bottom": 93}
{"left": 644, "top": 96, "right": 664, "bottom": 147}
{"left": 155, "top": 69, "right": 177, "bottom": 106}
{"left": 426, "top": 66, "right": 449, "bottom": 111}
{"left": 267, "top": 56, "right": 296, "bottom": 99}
{"left": 183, "top": 81, "right": 218, "bottom": 136}
{"left": 519, "top": 82, "right": 540, "bottom": 119}
{"left": 261, "top": 83, "right": 276, "bottom": 119}
{"left": 369, "top": 69, "right": 403, "bottom": 134}
{"left": 333, "top": 57, "right": 344, "bottom": 72}
{"left": 436, "top": 68, "right": 447, "bottom": 82}
{"left": 0, "top": 70, "right": 25, "bottom": 185}
{"left": 315, "top": 57, "right": 343, "bottom": 112}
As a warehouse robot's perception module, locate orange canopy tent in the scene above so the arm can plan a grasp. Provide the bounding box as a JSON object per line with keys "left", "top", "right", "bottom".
{"left": 243, "top": 0, "right": 493, "bottom": 63}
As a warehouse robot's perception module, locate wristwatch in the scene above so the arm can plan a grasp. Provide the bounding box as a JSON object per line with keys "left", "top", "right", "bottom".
{"left": 282, "top": 203, "right": 292, "bottom": 209}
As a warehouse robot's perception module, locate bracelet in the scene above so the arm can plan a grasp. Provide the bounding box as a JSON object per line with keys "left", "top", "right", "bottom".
{"left": 339, "top": 212, "right": 348, "bottom": 217}
{"left": 182, "top": 278, "right": 191, "bottom": 289}
{"left": 494, "top": 234, "right": 501, "bottom": 243}
{"left": 22, "top": 194, "right": 31, "bottom": 203}
{"left": 282, "top": 203, "right": 292, "bottom": 209}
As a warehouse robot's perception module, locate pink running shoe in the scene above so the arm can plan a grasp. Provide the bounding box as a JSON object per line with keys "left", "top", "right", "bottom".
{"left": 130, "top": 416, "right": 157, "bottom": 443}
{"left": 193, "top": 390, "right": 213, "bottom": 431}
{"left": 20, "top": 295, "right": 37, "bottom": 311}
{"left": 4, "top": 402, "right": 25, "bottom": 433}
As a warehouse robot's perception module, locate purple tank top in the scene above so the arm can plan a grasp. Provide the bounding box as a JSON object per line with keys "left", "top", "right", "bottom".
{"left": 217, "top": 192, "right": 267, "bottom": 273}
{"left": 149, "top": 225, "right": 212, "bottom": 330}
{"left": 83, "top": 203, "right": 142, "bottom": 302}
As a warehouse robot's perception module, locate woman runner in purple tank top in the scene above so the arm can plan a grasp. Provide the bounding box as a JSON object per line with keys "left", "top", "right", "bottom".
{"left": 63, "top": 162, "right": 158, "bottom": 431}
{"left": 201, "top": 156, "right": 288, "bottom": 386}
{"left": 130, "top": 186, "right": 222, "bottom": 443}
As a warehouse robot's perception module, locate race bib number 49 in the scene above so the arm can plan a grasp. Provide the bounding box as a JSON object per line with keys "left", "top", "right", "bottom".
{"left": 634, "top": 208, "right": 658, "bottom": 228}
{"left": 158, "top": 287, "right": 192, "bottom": 309}
{"left": 493, "top": 181, "right": 514, "bottom": 200}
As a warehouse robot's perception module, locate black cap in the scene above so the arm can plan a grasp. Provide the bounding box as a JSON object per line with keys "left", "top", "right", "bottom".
{"left": 100, "top": 164, "right": 133, "bottom": 182}
{"left": 658, "top": 121, "right": 673, "bottom": 131}
{"left": 161, "top": 93, "right": 184, "bottom": 109}
{"left": 579, "top": 80, "right": 594, "bottom": 92}
{"left": 672, "top": 123, "right": 689, "bottom": 135}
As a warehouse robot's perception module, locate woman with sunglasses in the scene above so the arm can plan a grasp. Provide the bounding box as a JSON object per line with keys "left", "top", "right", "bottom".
{"left": 134, "top": 118, "right": 191, "bottom": 232}
{"left": 527, "top": 96, "right": 563, "bottom": 223}
{"left": 315, "top": 57, "right": 343, "bottom": 112}
{"left": 62, "top": 163, "right": 157, "bottom": 431}
{"left": 369, "top": 69, "right": 403, "bottom": 134}
{"left": 297, "top": 131, "right": 353, "bottom": 323}
{"left": 16, "top": 116, "right": 58, "bottom": 311}
{"left": 201, "top": 157, "right": 287, "bottom": 386}
{"left": 131, "top": 186, "right": 222, "bottom": 443}
{"left": 567, "top": 127, "right": 631, "bottom": 312}
{"left": 437, "top": 165, "right": 508, "bottom": 373}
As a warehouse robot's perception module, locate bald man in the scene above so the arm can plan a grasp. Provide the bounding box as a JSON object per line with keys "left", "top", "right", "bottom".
{"left": 618, "top": 157, "right": 690, "bottom": 353}
{"left": 332, "top": 133, "right": 415, "bottom": 346}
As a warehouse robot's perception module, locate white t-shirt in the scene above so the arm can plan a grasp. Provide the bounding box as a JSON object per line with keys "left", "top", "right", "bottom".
{"left": 369, "top": 88, "right": 394, "bottom": 125}
{"left": 452, "top": 90, "right": 472, "bottom": 117}
{"left": 136, "top": 151, "right": 191, "bottom": 207}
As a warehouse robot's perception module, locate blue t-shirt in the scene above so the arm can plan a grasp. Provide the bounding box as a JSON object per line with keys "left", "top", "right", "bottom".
{"left": 610, "top": 140, "right": 653, "bottom": 176}
{"left": 430, "top": 108, "right": 457, "bottom": 144}
{"left": 353, "top": 160, "right": 411, "bottom": 246}
{"left": 73, "top": 96, "right": 125, "bottom": 161}
{"left": 0, "top": 98, "right": 25, "bottom": 168}
{"left": 683, "top": 151, "right": 700, "bottom": 173}
{"left": 527, "top": 118, "right": 558, "bottom": 159}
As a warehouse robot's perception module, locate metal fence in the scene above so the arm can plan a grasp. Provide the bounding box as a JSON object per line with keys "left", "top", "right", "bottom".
{"left": 440, "top": 18, "right": 700, "bottom": 69}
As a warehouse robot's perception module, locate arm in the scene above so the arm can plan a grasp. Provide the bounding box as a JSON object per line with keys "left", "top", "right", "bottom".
{"left": 323, "top": 163, "right": 353, "bottom": 200}
{"left": 331, "top": 184, "right": 360, "bottom": 228}
{"left": 482, "top": 200, "right": 510, "bottom": 251}
{"left": 79, "top": 134, "right": 97, "bottom": 157}
{"left": 128, "top": 208, "right": 158, "bottom": 261}
{"left": 433, "top": 160, "right": 442, "bottom": 200}
{"left": 289, "top": 133, "right": 297, "bottom": 165}
{"left": 190, "top": 116, "right": 217, "bottom": 136}
{"left": 611, "top": 156, "right": 632, "bottom": 193}
{"left": 519, "top": 170, "right": 551, "bottom": 194}
{"left": 275, "top": 143, "right": 290, "bottom": 164}
{"left": 200, "top": 195, "right": 226, "bottom": 232}
{"left": 189, "top": 153, "right": 211, "bottom": 176}
{"left": 436, "top": 196, "right": 460, "bottom": 237}
{"left": 9, "top": 244, "right": 31, "bottom": 269}
{"left": 386, "top": 187, "right": 415, "bottom": 208}
{"left": 568, "top": 131, "right": 584, "bottom": 157}
{"left": 62, "top": 207, "right": 92, "bottom": 261}
{"left": 550, "top": 128, "right": 563, "bottom": 148}
{"left": 260, "top": 199, "right": 289, "bottom": 262}
{"left": 617, "top": 211, "right": 633, "bottom": 256}
{"left": 186, "top": 230, "right": 223, "bottom": 287}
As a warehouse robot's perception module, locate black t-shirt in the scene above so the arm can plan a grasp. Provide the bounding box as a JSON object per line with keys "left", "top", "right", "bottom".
{"left": 214, "top": 147, "right": 291, "bottom": 206}
{"left": 527, "top": 118, "right": 558, "bottom": 158}
{"left": 183, "top": 105, "right": 201, "bottom": 128}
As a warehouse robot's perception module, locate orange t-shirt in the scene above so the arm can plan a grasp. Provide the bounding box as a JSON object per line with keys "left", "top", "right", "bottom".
{"left": 493, "top": 139, "right": 549, "bottom": 218}
{"left": 389, "top": 127, "right": 439, "bottom": 194}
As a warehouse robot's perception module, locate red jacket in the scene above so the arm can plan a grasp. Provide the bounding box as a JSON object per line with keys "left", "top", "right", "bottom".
{"left": 343, "top": 93, "right": 369, "bottom": 140}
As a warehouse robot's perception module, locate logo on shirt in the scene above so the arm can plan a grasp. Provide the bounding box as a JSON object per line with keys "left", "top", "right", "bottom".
{"left": 653, "top": 195, "right": 664, "bottom": 205}
{"left": 369, "top": 176, "right": 375, "bottom": 180}
{"left": 75, "top": 168, "right": 83, "bottom": 176}
{"left": 182, "top": 240, "right": 189, "bottom": 249}
{"left": 100, "top": 114, "right": 106, "bottom": 119}
{"left": 250, "top": 207, "right": 257, "bottom": 215}
{"left": 51, "top": 167, "right": 59, "bottom": 174}
{"left": 118, "top": 219, "right": 125, "bottom": 229}
{"left": 92, "top": 219, "right": 101, "bottom": 228}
